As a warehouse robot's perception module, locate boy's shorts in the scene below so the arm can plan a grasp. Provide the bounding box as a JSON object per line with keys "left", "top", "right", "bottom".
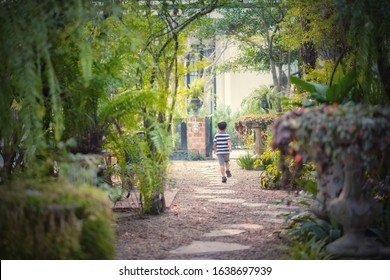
{"left": 217, "top": 154, "right": 230, "bottom": 166}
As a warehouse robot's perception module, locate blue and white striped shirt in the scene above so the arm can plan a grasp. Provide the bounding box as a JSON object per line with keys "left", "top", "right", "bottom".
{"left": 214, "top": 131, "right": 231, "bottom": 155}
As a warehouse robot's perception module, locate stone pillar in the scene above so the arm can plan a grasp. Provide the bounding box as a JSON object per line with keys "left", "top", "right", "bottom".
{"left": 187, "top": 117, "right": 206, "bottom": 157}
{"left": 252, "top": 125, "right": 266, "bottom": 156}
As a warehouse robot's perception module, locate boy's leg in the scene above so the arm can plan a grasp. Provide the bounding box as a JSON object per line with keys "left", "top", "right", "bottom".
{"left": 225, "top": 155, "right": 232, "bottom": 177}
{"left": 217, "top": 155, "right": 225, "bottom": 175}
{"left": 220, "top": 165, "right": 225, "bottom": 176}
{"left": 220, "top": 165, "right": 227, "bottom": 183}
{"left": 217, "top": 155, "right": 227, "bottom": 182}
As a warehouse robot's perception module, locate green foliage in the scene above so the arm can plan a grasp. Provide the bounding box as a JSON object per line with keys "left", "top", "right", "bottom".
{"left": 254, "top": 147, "right": 282, "bottom": 188}
{"left": 213, "top": 0, "right": 292, "bottom": 89}
{"left": 149, "top": 122, "right": 174, "bottom": 164}
{"left": 281, "top": 0, "right": 390, "bottom": 104}
{"left": 187, "top": 78, "right": 207, "bottom": 99}
{"left": 126, "top": 122, "right": 172, "bottom": 215}
{"left": 237, "top": 153, "right": 256, "bottom": 170}
{"left": 334, "top": 0, "right": 390, "bottom": 104}
{"left": 240, "top": 86, "right": 284, "bottom": 115}
{"left": 0, "top": 0, "right": 100, "bottom": 178}
{"left": 283, "top": 208, "right": 341, "bottom": 260}
{"left": 368, "top": 176, "right": 390, "bottom": 246}
{"left": 253, "top": 137, "right": 316, "bottom": 191}
{"left": 213, "top": 105, "right": 243, "bottom": 148}
{"left": 290, "top": 71, "right": 358, "bottom": 105}
{"left": 0, "top": 180, "right": 115, "bottom": 259}
{"left": 256, "top": 147, "right": 280, "bottom": 168}
{"left": 279, "top": 0, "right": 339, "bottom": 54}
{"left": 289, "top": 237, "right": 330, "bottom": 260}
{"left": 261, "top": 163, "right": 282, "bottom": 188}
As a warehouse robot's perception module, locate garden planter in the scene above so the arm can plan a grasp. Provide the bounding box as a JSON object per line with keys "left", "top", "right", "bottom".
{"left": 311, "top": 159, "right": 344, "bottom": 219}
{"left": 190, "top": 97, "right": 203, "bottom": 115}
{"left": 234, "top": 114, "right": 274, "bottom": 156}
{"left": 272, "top": 103, "right": 390, "bottom": 257}
{"left": 327, "top": 152, "right": 382, "bottom": 257}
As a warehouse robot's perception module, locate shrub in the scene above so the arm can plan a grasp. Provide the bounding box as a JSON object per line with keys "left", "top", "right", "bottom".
{"left": 283, "top": 211, "right": 341, "bottom": 260}
{"left": 256, "top": 147, "right": 280, "bottom": 168}
{"left": 254, "top": 148, "right": 282, "bottom": 188}
{"left": 237, "top": 153, "right": 256, "bottom": 170}
{"left": 0, "top": 179, "right": 116, "bottom": 259}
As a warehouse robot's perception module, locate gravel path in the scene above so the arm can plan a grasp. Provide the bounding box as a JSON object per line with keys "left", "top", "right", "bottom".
{"left": 114, "top": 154, "right": 306, "bottom": 260}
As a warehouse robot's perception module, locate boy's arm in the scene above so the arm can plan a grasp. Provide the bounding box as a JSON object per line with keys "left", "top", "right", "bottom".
{"left": 228, "top": 139, "right": 232, "bottom": 152}
{"left": 213, "top": 142, "right": 217, "bottom": 154}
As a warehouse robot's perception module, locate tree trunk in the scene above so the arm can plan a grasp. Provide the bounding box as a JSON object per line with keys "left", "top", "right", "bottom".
{"left": 287, "top": 50, "right": 291, "bottom": 91}
{"left": 300, "top": 19, "right": 317, "bottom": 77}
{"left": 268, "top": 35, "right": 278, "bottom": 88}
{"left": 276, "top": 49, "right": 284, "bottom": 92}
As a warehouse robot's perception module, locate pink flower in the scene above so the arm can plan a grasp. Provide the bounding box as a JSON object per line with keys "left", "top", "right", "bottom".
{"left": 295, "top": 154, "right": 302, "bottom": 162}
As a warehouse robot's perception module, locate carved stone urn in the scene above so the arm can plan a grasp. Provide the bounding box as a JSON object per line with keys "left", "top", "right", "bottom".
{"left": 311, "top": 158, "right": 344, "bottom": 220}
{"left": 234, "top": 114, "right": 274, "bottom": 156}
{"left": 271, "top": 103, "right": 390, "bottom": 257}
{"left": 271, "top": 107, "right": 345, "bottom": 218}
{"left": 327, "top": 152, "right": 382, "bottom": 257}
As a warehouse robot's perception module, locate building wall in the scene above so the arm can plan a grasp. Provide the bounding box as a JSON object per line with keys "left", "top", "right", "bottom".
{"left": 215, "top": 40, "right": 274, "bottom": 112}
{"left": 216, "top": 71, "right": 273, "bottom": 112}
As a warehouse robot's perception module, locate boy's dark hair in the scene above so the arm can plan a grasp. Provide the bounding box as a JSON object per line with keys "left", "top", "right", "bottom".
{"left": 217, "top": 120, "right": 227, "bottom": 130}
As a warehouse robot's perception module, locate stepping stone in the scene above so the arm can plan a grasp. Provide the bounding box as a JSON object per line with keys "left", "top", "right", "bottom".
{"left": 242, "top": 202, "right": 270, "bottom": 208}
{"left": 208, "top": 181, "right": 236, "bottom": 185}
{"left": 170, "top": 241, "right": 250, "bottom": 255}
{"left": 251, "top": 210, "right": 288, "bottom": 218}
{"left": 250, "top": 210, "right": 282, "bottom": 216}
{"left": 206, "top": 185, "right": 229, "bottom": 188}
{"left": 194, "top": 195, "right": 218, "bottom": 199}
{"left": 196, "top": 189, "right": 235, "bottom": 194}
{"left": 262, "top": 217, "right": 286, "bottom": 224}
{"left": 204, "top": 229, "right": 246, "bottom": 237}
{"left": 224, "top": 224, "right": 264, "bottom": 230}
{"left": 209, "top": 198, "right": 245, "bottom": 203}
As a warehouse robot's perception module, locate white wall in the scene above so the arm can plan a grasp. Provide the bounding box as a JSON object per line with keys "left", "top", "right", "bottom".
{"left": 215, "top": 40, "right": 273, "bottom": 113}
{"left": 216, "top": 71, "right": 273, "bottom": 112}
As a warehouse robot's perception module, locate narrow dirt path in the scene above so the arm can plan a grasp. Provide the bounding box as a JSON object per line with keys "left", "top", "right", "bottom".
{"left": 115, "top": 156, "right": 306, "bottom": 260}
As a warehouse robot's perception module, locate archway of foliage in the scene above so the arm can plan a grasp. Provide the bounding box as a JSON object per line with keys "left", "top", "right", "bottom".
{"left": 0, "top": 0, "right": 235, "bottom": 209}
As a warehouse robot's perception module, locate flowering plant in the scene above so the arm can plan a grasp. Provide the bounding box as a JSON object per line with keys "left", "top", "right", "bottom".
{"left": 271, "top": 103, "right": 390, "bottom": 170}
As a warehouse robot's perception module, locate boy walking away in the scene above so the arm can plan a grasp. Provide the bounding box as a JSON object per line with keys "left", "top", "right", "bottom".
{"left": 213, "top": 120, "right": 232, "bottom": 183}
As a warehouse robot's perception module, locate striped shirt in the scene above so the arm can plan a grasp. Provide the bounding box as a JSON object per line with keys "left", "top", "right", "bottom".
{"left": 214, "top": 131, "right": 231, "bottom": 155}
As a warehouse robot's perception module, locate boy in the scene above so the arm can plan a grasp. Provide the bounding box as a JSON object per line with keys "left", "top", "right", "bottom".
{"left": 213, "top": 120, "right": 232, "bottom": 183}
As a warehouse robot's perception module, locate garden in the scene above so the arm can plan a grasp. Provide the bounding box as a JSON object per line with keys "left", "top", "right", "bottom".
{"left": 1, "top": 0, "right": 389, "bottom": 260}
